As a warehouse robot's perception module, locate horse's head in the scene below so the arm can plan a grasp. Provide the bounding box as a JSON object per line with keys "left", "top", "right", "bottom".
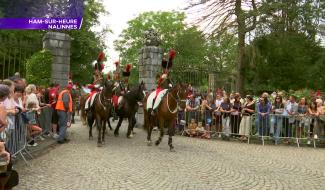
{"left": 174, "top": 83, "right": 188, "bottom": 109}
{"left": 135, "top": 81, "right": 146, "bottom": 102}
{"left": 102, "top": 79, "right": 114, "bottom": 98}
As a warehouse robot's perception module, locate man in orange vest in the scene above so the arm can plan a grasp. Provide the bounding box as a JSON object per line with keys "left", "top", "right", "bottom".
{"left": 55, "top": 84, "right": 73, "bottom": 144}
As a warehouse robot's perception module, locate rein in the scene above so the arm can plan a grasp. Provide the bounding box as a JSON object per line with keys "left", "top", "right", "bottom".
{"left": 98, "top": 90, "right": 111, "bottom": 111}
{"left": 166, "top": 87, "right": 186, "bottom": 114}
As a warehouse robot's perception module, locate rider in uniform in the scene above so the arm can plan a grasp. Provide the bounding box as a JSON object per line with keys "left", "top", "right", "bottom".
{"left": 150, "top": 49, "right": 176, "bottom": 115}
{"left": 92, "top": 52, "right": 105, "bottom": 86}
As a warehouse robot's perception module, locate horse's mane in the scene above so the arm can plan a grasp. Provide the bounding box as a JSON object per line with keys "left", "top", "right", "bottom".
{"left": 123, "top": 84, "right": 142, "bottom": 105}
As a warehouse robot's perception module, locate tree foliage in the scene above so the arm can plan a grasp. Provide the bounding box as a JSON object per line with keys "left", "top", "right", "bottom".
{"left": 245, "top": 32, "right": 325, "bottom": 93}
{"left": 114, "top": 11, "right": 187, "bottom": 65}
{"left": 26, "top": 49, "right": 52, "bottom": 86}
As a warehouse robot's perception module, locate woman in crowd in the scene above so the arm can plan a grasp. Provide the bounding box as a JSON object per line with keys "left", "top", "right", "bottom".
{"left": 1, "top": 80, "right": 19, "bottom": 143}
{"left": 270, "top": 95, "right": 284, "bottom": 142}
{"left": 238, "top": 95, "right": 255, "bottom": 141}
{"left": 230, "top": 93, "right": 241, "bottom": 136}
{"left": 308, "top": 100, "right": 320, "bottom": 140}
{"left": 296, "top": 97, "right": 309, "bottom": 140}
{"left": 213, "top": 93, "right": 223, "bottom": 137}
{"left": 257, "top": 96, "right": 271, "bottom": 136}
{"left": 201, "top": 94, "right": 214, "bottom": 139}
{"left": 0, "top": 84, "right": 19, "bottom": 189}
{"left": 220, "top": 97, "right": 232, "bottom": 140}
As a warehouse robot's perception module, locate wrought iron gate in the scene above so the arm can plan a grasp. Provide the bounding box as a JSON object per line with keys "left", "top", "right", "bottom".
{"left": 0, "top": 36, "right": 42, "bottom": 79}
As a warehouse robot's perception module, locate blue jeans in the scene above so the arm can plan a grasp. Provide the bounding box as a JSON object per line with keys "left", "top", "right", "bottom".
{"left": 57, "top": 110, "right": 68, "bottom": 141}
{"left": 270, "top": 116, "right": 282, "bottom": 139}
{"left": 258, "top": 115, "right": 269, "bottom": 136}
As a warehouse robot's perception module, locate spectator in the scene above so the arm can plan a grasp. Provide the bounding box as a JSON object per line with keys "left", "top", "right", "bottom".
{"left": 308, "top": 101, "right": 319, "bottom": 142}
{"left": 49, "top": 84, "right": 60, "bottom": 139}
{"left": 26, "top": 102, "right": 43, "bottom": 146}
{"left": 213, "top": 93, "right": 223, "bottom": 137}
{"left": 1, "top": 80, "right": 19, "bottom": 140}
{"left": 0, "top": 85, "right": 10, "bottom": 138}
{"left": 201, "top": 94, "right": 213, "bottom": 138}
{"left": 239, "top": 95, "right": 255, "bottom": 141}
{"left": 257, "top": 96, "right": 271, "bottom": 136}
{"left": 186, "top": 94, "right": 200, "bottom": 123}
{"left": 55, "top": 84, "right": 73, "bottom": 144}
{"left": 25, "top": 84, "right": 40, "bottom": 109}
{"left": 230, "top": 93, "right": 241, "bottom": 136}
{"left": 270, "top": 95, "right": 284, "bottom": 142}
{"left": 220, "top": 97, "right": 232, "bottom": 140}
{"left": 37, "top": 86, "right": 52, "bottom": 136}
{"left": 283, "top": 95, "right": 298, "bottom": 143}
{"left": 296, "top": 97, "right": 309, "bottom": 140}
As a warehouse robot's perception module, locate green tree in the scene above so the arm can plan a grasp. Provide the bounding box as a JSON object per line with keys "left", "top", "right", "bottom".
{"left": 114, "top": 11, "right": 208, "bottom": 85}
{"left": 245, "top": 32, "right": 325, "bottom": 93}
{"left": 26, "top": 49, "right": 52, "bottom": 86}
{"left": 114, "top": 11, "right": 187, "bottom": 65}
{"left": 186, "top": 0, "right": 259, "bottom": 94}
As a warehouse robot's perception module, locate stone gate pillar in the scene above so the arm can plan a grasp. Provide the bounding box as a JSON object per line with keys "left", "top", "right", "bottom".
{"left": 138, "top": 29, "right": 163, "bottom": 92}
{"left": 43, "top": 32, "right": 71, "bottom": 88}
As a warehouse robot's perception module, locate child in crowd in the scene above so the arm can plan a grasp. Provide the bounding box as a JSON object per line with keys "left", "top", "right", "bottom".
{"left": 26, "top": 102, "right": 42, "bottom": 146}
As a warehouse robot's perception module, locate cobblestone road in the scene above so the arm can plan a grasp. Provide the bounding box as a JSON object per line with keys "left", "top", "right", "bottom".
{"left": 16, "top": 117, "right": 325, "bottom": 190}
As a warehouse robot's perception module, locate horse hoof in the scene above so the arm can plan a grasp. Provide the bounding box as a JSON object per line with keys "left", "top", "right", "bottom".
{"left": 97, "top": 143, "right": 102, "bottom": 147}
{"left": 129, "top": 134, "right": 134, "bottom": 138}
{"left": 101, "top": 141, "right": 105, "bottom": 145}
{"left": 114, "top": 133, "right": 119, "bottom": 137}
{"left": 155, "top": 141, "right": 160, "bottom": 146}
{"left": 170, "top": 147, "right": 175, "bottom": 152}
{"left": 147, "top": 141, "right": 152, "bottom": 146}
{"left": 89, "top": 136, "right": 93, "bottom": 140}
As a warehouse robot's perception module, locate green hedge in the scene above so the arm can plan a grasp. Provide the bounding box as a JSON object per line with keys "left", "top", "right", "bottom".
{"left": 26, "top": 49, "right": 52, "bottom": 86}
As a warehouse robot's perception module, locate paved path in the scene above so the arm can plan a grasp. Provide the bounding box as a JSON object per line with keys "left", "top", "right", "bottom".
{"left": 16, "top": 117, "right": 325, "bottom": 190}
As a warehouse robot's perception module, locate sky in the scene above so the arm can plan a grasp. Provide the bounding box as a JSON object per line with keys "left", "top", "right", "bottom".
{"left": 94, "top": 0, "right": 188, "bottom": 72}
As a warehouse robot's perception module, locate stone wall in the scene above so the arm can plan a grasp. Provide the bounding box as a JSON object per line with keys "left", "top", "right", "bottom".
{"left": 138, "top": 46, "right": 163, "bottom": 91}
{"left": 43, "top": 32, "right": 71, "bottom": 88}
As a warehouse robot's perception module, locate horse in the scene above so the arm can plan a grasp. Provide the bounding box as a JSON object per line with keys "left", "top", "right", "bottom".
{"left": 113, "top": 81, "right": 146, "bottom": 138}
{"left": 80, "top": 86, "right": 114, "bottom": 132}
{"left": 87, "top": 79, "right": 115, "bottom": 146}
{"left": 144, "top": 83, "right": 188, "bottom": 151}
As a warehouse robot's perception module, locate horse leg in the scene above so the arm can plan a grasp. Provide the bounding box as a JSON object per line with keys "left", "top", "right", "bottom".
{"left": 127, "top": 116, "right": 133, "bottom": 138}
{"left": 102, "top": 120, "right": 106, "bottom": 145}
{"left": 168, "top": 123, "right": 175, "bottom": 152}
{"left": 107, "top": 119, "right": 113, "bottom": 131}
{"left": 96, "top": 116, "right": 102, "bottom": 147}
{"left": 155, "top": 119, "right": 164, "bottom": 146}
{"left": 87, "top": 111, "right": 94, "bottom": 140}
{"left": 147, "top": 116, "right": 153, "bottom": 146}
{"left": 114, "top": 117, "right": 123, "bottom": 137}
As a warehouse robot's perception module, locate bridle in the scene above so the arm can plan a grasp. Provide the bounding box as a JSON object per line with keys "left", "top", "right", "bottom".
{"left": 166, "top": 86, "right": 187, "bottom": 114}
{"left": 98, "top": 86, "right": 112, "bottom": 111}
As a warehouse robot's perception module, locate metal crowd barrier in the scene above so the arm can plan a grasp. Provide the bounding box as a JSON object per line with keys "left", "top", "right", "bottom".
{"left": 5, "top": 112, "right": 33, "bottom": 165}
{"left": 177, "top": 109, "right": 325, "bottom": 148}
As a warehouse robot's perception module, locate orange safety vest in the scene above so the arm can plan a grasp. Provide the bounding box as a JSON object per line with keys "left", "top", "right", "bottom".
{"left": 55, "top": 90, "right": 72, "bottom": 112}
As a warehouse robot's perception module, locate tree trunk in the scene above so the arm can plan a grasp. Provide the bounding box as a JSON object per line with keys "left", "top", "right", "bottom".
{"left": 235, "top": 0, "right": 246, "bottom": 94}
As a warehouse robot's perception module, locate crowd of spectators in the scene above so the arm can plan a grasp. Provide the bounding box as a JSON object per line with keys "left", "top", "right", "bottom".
{"left": 179, "top": 86, "right": 325, "bottom": 145}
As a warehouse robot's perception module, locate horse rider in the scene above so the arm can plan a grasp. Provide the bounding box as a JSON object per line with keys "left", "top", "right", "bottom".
{"left": 117, "top": 64, "right": 132, "bottom": 111}
{"left": 92, "top": 52, "right": 105, "bottom": 86}
{"left": 148, "top": 49, "right": 176, "bottom": 116}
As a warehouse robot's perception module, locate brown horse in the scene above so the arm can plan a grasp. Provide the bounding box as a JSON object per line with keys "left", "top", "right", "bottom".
{"left": 144, "top": 83, "right": 188, "bottom": 151}
{"left": 87, "top": 79, "right": 114, "bottom": 146}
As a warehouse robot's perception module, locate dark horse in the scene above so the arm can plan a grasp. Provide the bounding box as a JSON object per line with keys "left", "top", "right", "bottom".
{"left": 87, "top": 79, "right": 114, "bottom": 146}
{"left": 113, "top": 81, "right": 146, "bottom": 138}
{"left": 144, "top": 83, "right": 188, "bottom": 151}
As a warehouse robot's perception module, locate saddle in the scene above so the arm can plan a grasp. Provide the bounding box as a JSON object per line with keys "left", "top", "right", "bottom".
{"left": 146, "top": 89, "right": 168, "bottom": 111}
{"left": 85, "top": 92, "right": 98, "bottom": 110}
